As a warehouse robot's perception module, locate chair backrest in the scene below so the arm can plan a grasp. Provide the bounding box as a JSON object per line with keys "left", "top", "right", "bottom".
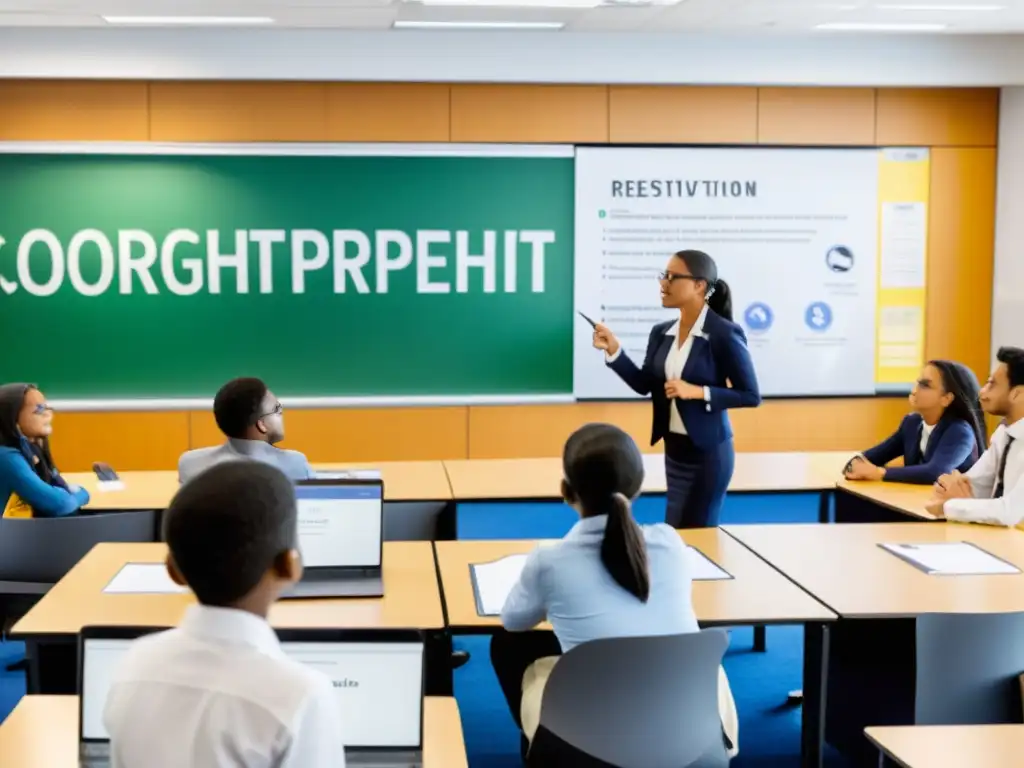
{"left": 534, "top": 629, "right": 730, "bottom": 768}
{"left": 0, "top": 511, "right": 159, "bottom": 584}
{"left": 916, "top": 611, "right": 1024, "bottom": 725}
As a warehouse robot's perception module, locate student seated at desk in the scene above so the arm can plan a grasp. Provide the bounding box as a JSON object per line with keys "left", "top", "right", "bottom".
{"left": 929, "top": 346, "right": 1024, "bottom": 527}
{"left": 0, "top": 383, "right": 89, "bottom": 518}
{"left": 178, "top": 377, "right": 314, "bottom": 483}
{"left": 490, "top": 423, "right": 738, "bottom": 758}
{"left": 845, "top": 360, "right": 986, "bottom": 485}
{"left": 104, "top": 461, "right": 345, "bottom": 768}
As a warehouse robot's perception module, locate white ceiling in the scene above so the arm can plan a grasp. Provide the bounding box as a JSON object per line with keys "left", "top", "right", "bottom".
{"left": 2, "top": 0, "right": 1024, "bottom": 33}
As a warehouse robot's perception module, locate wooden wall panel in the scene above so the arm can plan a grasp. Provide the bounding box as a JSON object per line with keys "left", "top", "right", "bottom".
{"left": 450, "top": 85, "right": 608, "bottom": 143}
{"left": 876, "top": 88, "right": 999, "bottom": 147}
{"left": 149, "top": 82, "right": 329, "bottom": 142}
{"left": 189, "top": 407, "right": 469, "bottom": 462}
{"left": 608, "top": 86, "right": 757, "bottom": 144}
{"left": 51, "top": 412, "right": 190, "bottom": 472}
{"left": 326, "top": 83, "right": 450, "bottom": 142}
{"left": 467, "top": 399, "right": 907, "bottom": 458}
{"left": 0, "top": 80, "right": 149, "bottom": 141}
{"left": 924, "top": 147, "right": 997, "bottom": 381}
{"left": 757, "top": 87, "right": 876, "bottom": 146}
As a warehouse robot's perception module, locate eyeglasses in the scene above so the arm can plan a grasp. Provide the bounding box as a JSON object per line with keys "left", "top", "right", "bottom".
{"left": 32, "top": 403, "right": 53, "bottom": 415}
{"left": 658, "top": 271, "right": 700, "bottom": 284}
{"left": 257, "top": 403, "right": 283, "bottom": 419}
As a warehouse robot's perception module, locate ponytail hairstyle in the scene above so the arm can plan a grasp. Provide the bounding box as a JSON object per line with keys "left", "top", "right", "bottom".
{"left": 561, "top": 423, "right": 650, "bottom": 602}
{"left": 673, "top": 249, "right": 732, "bottom": 321}
{"left": 929, "top": 360, "right": 988, "bottom": 455}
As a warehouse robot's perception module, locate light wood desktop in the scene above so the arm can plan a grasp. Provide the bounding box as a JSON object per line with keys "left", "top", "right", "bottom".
{"left": 723, "top": 522, "right": 1024, "bottom": 618}
{"left": 443, "top": 451, "right": 852, "bottom": 500}
{"left": 0, "top": 695, "right": 469, "bottom": 768}
{"left": 435, "top": 528, "right": 837, "bottom": 629}
{"left": 836, "top": 478, "right": 937, "bottom": 521}
{"left": 12, "top": 542, "right": 444, "bottom": 637}
{"left": 865, "top": 724, "right": 1024, "bottom": 768}
{"left": 66, "top": 461, "right": 453, "bottom": 510}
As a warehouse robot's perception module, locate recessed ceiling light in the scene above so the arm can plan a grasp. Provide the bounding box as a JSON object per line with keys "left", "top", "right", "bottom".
{"left": 102, "top": 16, "right": 276, "bottom": 25}
{"left": 816, "top": 21, "right": 947, "bottom": 28}
{"left": 393, "top": 20, "right": 565, "bottom": 28}
{"left": 875, "top": 4, "right": 1004, "bottom": 9}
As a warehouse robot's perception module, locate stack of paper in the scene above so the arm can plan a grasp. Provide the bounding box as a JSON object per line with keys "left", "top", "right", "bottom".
{"left": 315, "top": 469, "right": 382, "bottom": 480}
{"left": 103, "top": 563, "right": 190, "bottom": 594}
{"left": 880, "top": 542, "right": 1020, "bottom": 575}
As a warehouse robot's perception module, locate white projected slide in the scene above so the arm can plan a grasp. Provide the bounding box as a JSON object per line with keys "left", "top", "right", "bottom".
{"left": 296, "top": 486, "right": 382, "bottom": 568}
{"left": 573, "top": 147, "right": 883, "bottom": 398}
{"left": 284, "top": 642, "right": 423, "bottom": 748}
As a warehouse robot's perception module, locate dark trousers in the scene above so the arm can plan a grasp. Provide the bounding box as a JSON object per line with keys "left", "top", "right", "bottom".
{"left": 663, "top": 434, "right": 735, "bottom": 529}
{"left": 491, "top": 629, "right": 563, "bottom": 756}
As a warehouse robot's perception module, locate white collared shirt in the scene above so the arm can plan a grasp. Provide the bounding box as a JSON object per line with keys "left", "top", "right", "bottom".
{"left": 104, "top": 604, "right": 345, "bottom": 768}
{"left": 500, "top": 515, "right": 699, "bottom": 653}
{"left": 944, "top": 417, "right": 1024, "bottom": 528}
{"left": 920, "top": 421, "right": 936, "bottom": 456}
{"left": 606, "top": 304, "right": 711, "bottom": 435}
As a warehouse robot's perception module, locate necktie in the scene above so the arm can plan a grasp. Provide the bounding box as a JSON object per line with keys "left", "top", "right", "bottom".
{"left": 994, "top": 435, "right": 1015, "bottom": 499}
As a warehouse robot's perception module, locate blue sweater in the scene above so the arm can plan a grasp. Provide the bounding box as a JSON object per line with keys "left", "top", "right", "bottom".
{"left": 862, "top": 413, "right": 979, "bottom": 485}
{"left": 0, "top": 441, "right": 89, "bottom": 517}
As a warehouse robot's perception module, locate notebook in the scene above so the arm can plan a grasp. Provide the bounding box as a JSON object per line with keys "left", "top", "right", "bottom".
{"left": 470, "top": 545, "right": 732, "bottom": 617}
{"left": 879, "top": 541, "right": 1021, "bottom": 576}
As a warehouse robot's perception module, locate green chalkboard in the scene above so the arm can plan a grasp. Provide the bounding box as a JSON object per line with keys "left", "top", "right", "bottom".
{"left": 0, "top": 148, "right": 575, "bottom": 400}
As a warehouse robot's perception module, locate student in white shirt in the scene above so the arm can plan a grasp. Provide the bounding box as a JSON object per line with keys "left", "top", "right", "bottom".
{"left": 928, "top": 346, "right": 1024, "bottom": 527}
{"left": 490, "top": 423, "right": 738, "bottom": 759}
{"left": 103, "top": 461, "right": 345, "bottom": 768}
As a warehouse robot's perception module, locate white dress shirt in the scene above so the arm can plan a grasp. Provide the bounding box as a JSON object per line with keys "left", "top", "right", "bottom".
{"left": 104, "top": 604, "right": 345, "bottom": 768}
{"left": 606, "top": 304, "right": 711, "bottom": 435}
{"left": 919, "top": 421, "right": 935, "bottom": 456}
{"left": 501, "top": 515, "right": 700, "bottom": 652}
{"left": 944, "top": 417, "right": 1024, "bottom": 528}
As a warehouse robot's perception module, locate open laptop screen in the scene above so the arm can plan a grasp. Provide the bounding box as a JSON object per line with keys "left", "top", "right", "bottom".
{"left": 296, "top": 483, "right": 383, "bottom": 568}
{"left": 80, "top": 637, "right": 133, "bottom": 742}
{"left": 281, "top": 640, "right": 424, "bottom": 749}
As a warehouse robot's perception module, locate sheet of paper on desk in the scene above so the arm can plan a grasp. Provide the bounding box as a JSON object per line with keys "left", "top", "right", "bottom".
{"left": 104, "top": 563, "right": 190, "bottom": 594}
{"left": 687, "top": 547, "right": 732, "bottom": 581}
{"left": 471, "top": 554, "right": 528, "bottom": 617}
{"left": 315, "top": 469, "right": 382, "bottom": 480}
{"left": 881, "top": 542, "right": 1021, "bottom": 575}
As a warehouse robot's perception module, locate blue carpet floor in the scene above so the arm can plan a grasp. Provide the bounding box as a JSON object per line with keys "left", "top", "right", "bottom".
{"left": 0, "top": 492, "right": 853, "bottom": 765}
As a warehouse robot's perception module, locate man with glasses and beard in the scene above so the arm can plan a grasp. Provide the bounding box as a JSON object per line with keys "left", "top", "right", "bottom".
{"left": 179, "top": 378, "right": 314, "bottom": 483}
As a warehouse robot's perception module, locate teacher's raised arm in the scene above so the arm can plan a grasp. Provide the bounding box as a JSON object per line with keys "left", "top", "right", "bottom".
{"left": 592, "top": 249, "right": 761, "bottom": 529}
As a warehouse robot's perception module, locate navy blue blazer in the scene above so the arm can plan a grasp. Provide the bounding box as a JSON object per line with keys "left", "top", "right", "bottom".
{"left": 607, "top": 309, "right": 761, "bottom": 450}
{"left": 861, "top": 413, "right": 980, "bottom": 485}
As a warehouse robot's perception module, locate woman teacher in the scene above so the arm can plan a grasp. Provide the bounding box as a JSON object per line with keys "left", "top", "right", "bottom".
{"left": 592, "top": 249, "right": 761, "bottom": 528}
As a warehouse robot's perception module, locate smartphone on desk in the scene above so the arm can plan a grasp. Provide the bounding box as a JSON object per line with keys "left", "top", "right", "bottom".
{"left": 93, "top": 462, "right": 120, "bottom": 482}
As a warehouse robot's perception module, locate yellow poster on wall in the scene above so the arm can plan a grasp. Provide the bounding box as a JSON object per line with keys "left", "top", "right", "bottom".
{"left": 876, "top": 148, "right": 930, "bottom": 387}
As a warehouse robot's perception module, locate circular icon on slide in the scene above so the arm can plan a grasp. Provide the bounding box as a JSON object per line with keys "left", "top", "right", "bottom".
{"left": 825, "top": 245, "right": 855, "bottom": 273}
{"left": 743, "top": 303, "right": 774, "bottom": 333}
{"left": 805, "top": 302, "right": 833, "bottom": 332}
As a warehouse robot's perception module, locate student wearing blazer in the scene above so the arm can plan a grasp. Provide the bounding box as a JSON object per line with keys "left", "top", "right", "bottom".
{"left": 592, "top": 250, "right": 761, "bottom": 528}
{"left": 0, "top": 383, "right": 89, "bottom": 518}
{"left": 845, "top": 360, "right": 986, "bottom": 485}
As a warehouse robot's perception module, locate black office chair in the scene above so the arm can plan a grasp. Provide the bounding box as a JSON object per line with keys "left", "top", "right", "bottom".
{"left": 0, "top": 511, "right": 159, "bottom": 669}
{"left": 916, "top": 611, "right": 1024, "bottom": 725}
{"left": 528, "top": 630, "right": 730, "bottom": 767}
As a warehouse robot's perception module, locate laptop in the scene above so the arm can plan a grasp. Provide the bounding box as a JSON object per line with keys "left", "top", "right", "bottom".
{"left": 282, "top": 478, "right": 385, "bottom": 599}
{"left": 278, "top": 628, "right": 426, "bottom": 768}
{"left": 77, "top": 626, "right": 425, "bottom": 768}
{"left": 78, "top": 626, "right": 166, "bottom": 768}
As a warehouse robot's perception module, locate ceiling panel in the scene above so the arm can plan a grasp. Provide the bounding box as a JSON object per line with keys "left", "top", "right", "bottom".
{"left": 1, "top": 0, "right": 1024, "bottom": 32}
